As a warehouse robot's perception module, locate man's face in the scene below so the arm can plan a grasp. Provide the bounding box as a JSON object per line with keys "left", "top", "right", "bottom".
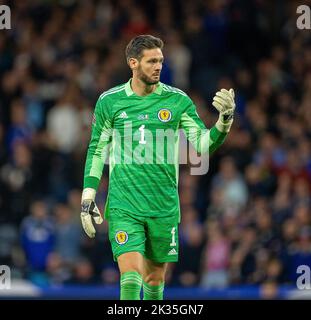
{"left": 133, "top": 48, "right": 164, "bottom": 85}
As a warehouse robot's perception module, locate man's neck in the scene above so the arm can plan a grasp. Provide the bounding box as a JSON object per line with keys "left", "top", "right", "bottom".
{"left": 131, "top": 77, "right": 156, "bottom": 96}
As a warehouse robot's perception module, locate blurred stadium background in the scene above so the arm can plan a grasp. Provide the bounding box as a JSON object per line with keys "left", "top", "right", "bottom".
{"left": 1, "top": 0, "right": 311, "bottom": 299}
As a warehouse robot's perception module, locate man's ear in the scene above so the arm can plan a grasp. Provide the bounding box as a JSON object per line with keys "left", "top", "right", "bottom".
{"left": 128, "top": 57, "right": 138, "bottom": 70}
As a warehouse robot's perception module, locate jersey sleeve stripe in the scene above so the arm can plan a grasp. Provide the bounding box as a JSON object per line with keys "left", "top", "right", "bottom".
{"left": 162, "top": 84, "right": 187, "bottom": 97}
{"left": 99, "top": 85, "right": 125, "bottom": 100}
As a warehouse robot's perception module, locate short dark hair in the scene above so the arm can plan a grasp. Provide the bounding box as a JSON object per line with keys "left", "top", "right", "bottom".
{"left": 125, "top": 35, "right": 164, "bottom": 63}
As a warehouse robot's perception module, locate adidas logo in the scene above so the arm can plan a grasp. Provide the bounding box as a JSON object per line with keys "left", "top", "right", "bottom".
{"left": 119, "top": 111, "right": 128, "bottom": 119}
{"left": 168, "top": 248, "right": 177, "bottom": 256}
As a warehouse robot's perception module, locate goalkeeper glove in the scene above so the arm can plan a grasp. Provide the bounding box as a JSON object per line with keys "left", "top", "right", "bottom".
{"left": 80, "top": 188, "right": 103, "bottom": 238}
{"left": 212, "top": 88, "right": 236, "bottom": 133}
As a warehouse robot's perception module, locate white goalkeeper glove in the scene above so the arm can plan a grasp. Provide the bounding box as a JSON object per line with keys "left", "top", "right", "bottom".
{"left": 80, "top": 188, "right": 103, "bottom": 238}
{"left": 212, "top": 88, "right": 236, "bottom": 133}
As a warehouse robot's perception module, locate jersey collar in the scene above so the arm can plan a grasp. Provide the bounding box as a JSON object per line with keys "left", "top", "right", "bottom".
{"left": 125, "top": 78, "right": 163, "bottom": 96}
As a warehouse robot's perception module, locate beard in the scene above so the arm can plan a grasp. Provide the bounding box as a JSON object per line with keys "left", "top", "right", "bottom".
{"left": 137, "top": 66, "right": 159, "bottom": 85}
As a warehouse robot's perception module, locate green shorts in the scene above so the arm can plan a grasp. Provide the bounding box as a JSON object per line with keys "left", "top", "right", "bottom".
{"left": 108, "top": 208, "right": 179, "bottom": 263}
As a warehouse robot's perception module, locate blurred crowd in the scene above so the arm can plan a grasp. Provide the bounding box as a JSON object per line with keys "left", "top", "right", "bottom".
{"left": 0, "top": 0, "right": 311, "bottom": 294}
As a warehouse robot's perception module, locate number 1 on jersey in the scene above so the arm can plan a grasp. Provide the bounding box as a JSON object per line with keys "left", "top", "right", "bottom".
{"left": 170, "top": 227, "right": 176, "bottom": 247}
{"left": 139, "top": 125, "right": 146, "bottom": 144}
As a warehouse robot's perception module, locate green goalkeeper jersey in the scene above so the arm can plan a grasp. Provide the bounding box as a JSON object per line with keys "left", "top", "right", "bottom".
{"left": 84, "top": 79, "right": 228, "bottom": 221}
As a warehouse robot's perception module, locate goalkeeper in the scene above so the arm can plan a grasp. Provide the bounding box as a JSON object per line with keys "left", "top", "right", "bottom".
{"left": 81, "top": 35, "right": 235, "bottom": 300}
